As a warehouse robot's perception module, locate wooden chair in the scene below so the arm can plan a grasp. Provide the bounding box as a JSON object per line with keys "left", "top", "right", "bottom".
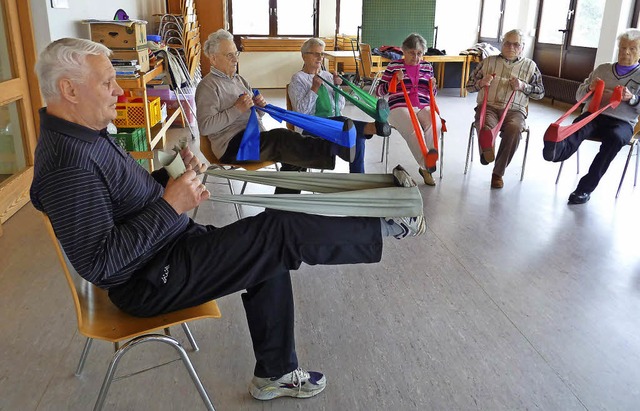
{"left": 358, "top": 43, "right": 384, "bottom": 94}
{"left": 43, "top": 215, "right": 221, "bottom": 411}
{"left": 285, "top": 83, "right": 295, "bottom": 131}
{"left": 194, "top": 135, "right": 278, "bottom": 220}
{"left": 464, "top": 115, "right": 531, "bottom": 181}
{"left": 554, "top": 123, "right": 640, "bottom": 198}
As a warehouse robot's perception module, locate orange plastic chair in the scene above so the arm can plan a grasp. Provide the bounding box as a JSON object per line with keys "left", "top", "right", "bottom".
{"left": 43, "top": 215, "right": 221, "bottom": 411}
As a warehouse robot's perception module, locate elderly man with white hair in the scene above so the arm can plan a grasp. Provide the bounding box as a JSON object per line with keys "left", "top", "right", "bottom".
{"left": 30, "top": 38, "right": 425, "bottom": 404}
{"left": 466, "top": 29, "right": 544, "bottom": 189}
{"left": 543, "top": 28, "right": 640, "bottom": 204}
{"left": 196, "top": 29, "right": 356, "bottom": 192}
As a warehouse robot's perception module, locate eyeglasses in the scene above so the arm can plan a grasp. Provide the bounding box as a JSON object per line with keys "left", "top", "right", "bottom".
{"left": 503, "top": 41, "right": 522, "bottom": 49}
{"left": 220, "top": 51, "right": 241, "bottom": 60}
{"left": 304, "top": 52, "right": 327, "bottom": 58}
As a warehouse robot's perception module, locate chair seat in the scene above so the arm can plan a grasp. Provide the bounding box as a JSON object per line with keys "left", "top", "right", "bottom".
{"left": 200, "top": 135, "right": 275, "bottom": 171}
{"left": 77, "top": 283, "right": 221, "bottom": 342}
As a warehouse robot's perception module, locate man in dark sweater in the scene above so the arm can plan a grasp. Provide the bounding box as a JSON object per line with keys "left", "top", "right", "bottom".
{"left": 30, "top": 38, "right": 425, "bottom": 402}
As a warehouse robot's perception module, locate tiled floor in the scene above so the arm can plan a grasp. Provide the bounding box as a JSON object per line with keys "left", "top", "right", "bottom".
{"left": 2, "top": 87, "right": 639, "bottom": 410}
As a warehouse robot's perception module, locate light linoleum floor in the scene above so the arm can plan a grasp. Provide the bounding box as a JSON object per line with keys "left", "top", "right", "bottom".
{"left": 1, "top": 88, "right": 639, "bottom": 411}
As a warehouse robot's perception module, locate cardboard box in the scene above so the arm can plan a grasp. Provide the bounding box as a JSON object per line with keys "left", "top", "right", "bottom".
{"left": 111, "top": 48, "right": 150, "bottom": 72}
{"left": 90, "top": 21, "right": 147, "bottom": 49}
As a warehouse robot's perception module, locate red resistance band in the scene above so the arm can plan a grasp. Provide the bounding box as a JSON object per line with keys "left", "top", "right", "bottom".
{"left": 390, "top": 72, "right": 444, "bottom": 171}
{"left": 477, "top": 74, "right": 517, "bottom": 164}
{"left": 543, "top": 79, "right": 623, "bottom": 143}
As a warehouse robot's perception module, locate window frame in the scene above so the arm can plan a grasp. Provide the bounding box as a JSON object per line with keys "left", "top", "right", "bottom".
{"left": 228, "top": 0, "right": 319, "bottom": 41}
{"left": 477, "top": 0, "right": 506, "bottom": 44}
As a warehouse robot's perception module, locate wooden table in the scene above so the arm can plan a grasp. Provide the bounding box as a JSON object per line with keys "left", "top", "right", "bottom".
{"left": 322, "top": 50, "right": 357, "bottom": 72}
{"left": 116, "top": 59, "right": 183, "bottom": 171}
{"left": 323, "top": 51, "right": 475, "bottom": 97}
{"left": 371, "top": 54, "right": 475, "bottom": 97}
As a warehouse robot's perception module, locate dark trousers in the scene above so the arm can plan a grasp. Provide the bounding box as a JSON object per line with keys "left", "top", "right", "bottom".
{"left": 543, "top": 113, "right": 632, "bottom": 192}
{"left": 221, "top": 128, "right": 338, "bottom": 194}
{"left": 324, "top": 116, "right": 370, "bottom": 174}
{"left": 220, "top": 128, "right": 336, "bottom": 170}
{"left": 109, "top": 210, "right": 383, "bottom": 378}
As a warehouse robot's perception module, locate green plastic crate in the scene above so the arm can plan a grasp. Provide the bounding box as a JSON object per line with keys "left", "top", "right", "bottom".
{"left": 113, "top": 128, "right": 148, "bottom": 166}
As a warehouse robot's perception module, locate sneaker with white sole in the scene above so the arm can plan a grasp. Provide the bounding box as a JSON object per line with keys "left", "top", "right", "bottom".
{"left": 389, "top": 165, "right": 426, "bottom": 239}
{"left": 249, "top": 368, "right": 326, "bottom": 400}
{"left": 392, "top": 165, "right": 417, "bottom": 187}
{"left": 387, "top": 215, "right": 427, "bottom": 239}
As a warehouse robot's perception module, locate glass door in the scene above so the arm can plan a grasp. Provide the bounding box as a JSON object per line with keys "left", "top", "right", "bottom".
{"left": 533, "top": 0, "right": 605, "bottom": 81}
{"left": 0, "top": 0, "right": 39, "bottom": 235}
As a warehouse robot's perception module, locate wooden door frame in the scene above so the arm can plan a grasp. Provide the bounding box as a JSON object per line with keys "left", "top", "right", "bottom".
{"left": 0, "top": 0, "right": 40, "bottom": 230}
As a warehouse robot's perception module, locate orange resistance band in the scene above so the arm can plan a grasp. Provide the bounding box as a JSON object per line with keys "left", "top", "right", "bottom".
{"left": 543, "top": 79, "right": 623, "bottom": 143}
{"left": 392, "top": 72, "right": 429, "bottom": 166}
{"left": 390, "top": 72, "right": 443, "bottom": 171}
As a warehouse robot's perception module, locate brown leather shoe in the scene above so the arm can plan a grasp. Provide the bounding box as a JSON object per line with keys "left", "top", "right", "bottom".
{"left": 418, "top": 168, "right": 436, "bottom": 186}
{"left": 491, "top": 173, "right": 504, "bottom": 189}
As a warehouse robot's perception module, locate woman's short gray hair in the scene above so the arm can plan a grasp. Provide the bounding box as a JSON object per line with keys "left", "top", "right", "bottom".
{"left": 618, "top": 29, "right": 640, "bottom": 43}
{"left": 35, "top": 38, "right": 111, "bottom": 103}
{"left": 301, "top": 38, "right": 325, "bottom": 54}
{"left": 402, "top": 33, "right": 427, "bottom": 52}
{"left": 204, "top": 29, "right": 234, "bottom": 58}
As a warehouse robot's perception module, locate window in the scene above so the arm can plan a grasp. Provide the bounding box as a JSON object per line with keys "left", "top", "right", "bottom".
{"left": 537, "top": 0, "right": 604, "bottom": 47}
{"left": 229, "top": 0, "right": 319, "bottom": 37}
{"left": 337, "top": 0, "right": 362, "bottom": 36}
{"left": 533, "top": 0, "right": 604, "bottom": 81}
{"left": 479, "top": 0, "right": 505, "bottom": 42}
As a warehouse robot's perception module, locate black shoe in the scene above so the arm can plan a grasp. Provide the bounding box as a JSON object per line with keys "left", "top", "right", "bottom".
{"left": 375, "top": 121, "right": 391, "bottom": 137}
{"left": 568, "top": 190, "right": 591, "bottom": 204}
{"left": 334, "top": 119, "right": 356, "bottom": 162}
{"left": 376, "top": 99, "right": 390, "bottom": 122}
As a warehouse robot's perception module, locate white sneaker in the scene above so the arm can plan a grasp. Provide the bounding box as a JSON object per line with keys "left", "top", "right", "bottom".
{"left": 387, "top": 215, "right": 427, "bottom": 239}
{"left": 249, "top": 368, "right": 327, "bottom": 400}
{"left": 389, "top": 165, "right": 426, "bottom": 238}
{"left": 392, "top": 165, "right": 417, "bottom": 187}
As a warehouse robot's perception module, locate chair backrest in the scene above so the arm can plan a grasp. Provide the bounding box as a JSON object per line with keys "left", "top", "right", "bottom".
{"left": 359, "top": 43, "right": 374, "bottom": 78}
{"left": 285, "top": 84, "right": 295, "bottom": 131}
{"left": 42, "top": 214, "right": 221, "bottom": 342}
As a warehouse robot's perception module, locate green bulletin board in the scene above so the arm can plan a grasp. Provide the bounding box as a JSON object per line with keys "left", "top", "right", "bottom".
{"left": 362, "top": 0, "right": 436, "bottom": 49}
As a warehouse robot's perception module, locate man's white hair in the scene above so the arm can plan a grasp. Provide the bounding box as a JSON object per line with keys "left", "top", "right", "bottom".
{"left": 203, "top": 29, "right": 234, "bottom": 58}
{"left": 35, "top": 38, "right": 111, "bottom": 103}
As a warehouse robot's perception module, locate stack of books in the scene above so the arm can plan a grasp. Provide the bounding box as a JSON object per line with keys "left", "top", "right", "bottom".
{"left": 112, "top": 59, "right": 141, "bottom": 79}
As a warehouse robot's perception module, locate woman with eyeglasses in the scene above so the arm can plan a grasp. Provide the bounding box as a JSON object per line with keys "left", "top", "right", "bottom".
{"left": 288, "top": 37, "right": 391, "bottom": 173}
{"left": 375, "top": 33, "right": 441, "bottom": 186}
{"left": 465, "top": 29, "right": 544, "bottom": 189}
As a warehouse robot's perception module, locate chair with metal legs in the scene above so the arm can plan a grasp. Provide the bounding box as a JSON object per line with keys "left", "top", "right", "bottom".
{"left": 193, "top": 135, "right": 278, "bottom": 221}
{"left": 554, "top": 133, "right": 639, "bottom": 198}
{"left": 43, "top": 215, "right": 221, "bottom": 411}
{"left": 380, "top": 126, "right": 445, "bottom": 178}
{"left": 464, "top": 120, "right": 531, "bottom": 181}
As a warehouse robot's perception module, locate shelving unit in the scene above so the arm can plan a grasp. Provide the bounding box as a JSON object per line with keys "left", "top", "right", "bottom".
{"left": 116, "top": 59, "right": 183, "bottom": 171}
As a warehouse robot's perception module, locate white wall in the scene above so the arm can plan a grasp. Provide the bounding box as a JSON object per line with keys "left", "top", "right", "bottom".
{"left": 595, "top": 0, "right": 634, "bottom": 66}
{"left": 30, "top": 0, "right": 163, "bottom": 53}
